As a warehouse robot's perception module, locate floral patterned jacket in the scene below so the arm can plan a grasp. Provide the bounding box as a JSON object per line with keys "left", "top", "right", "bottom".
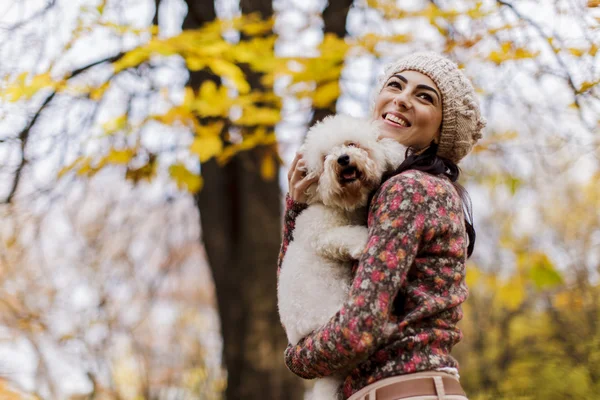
{"left": 277, "top": 170, "right": 469, "bottom": 399}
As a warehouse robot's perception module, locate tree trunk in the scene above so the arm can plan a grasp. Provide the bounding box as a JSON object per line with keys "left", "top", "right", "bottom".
{"left": 183, "top": 1, "right": 304, "bottom": 399}
{"left": 309, "top": 0, "right": 354, "bottom": 127}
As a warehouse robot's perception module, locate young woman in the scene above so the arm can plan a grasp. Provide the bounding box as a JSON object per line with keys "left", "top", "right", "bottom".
{"left": 278, "top": 52, "right": 485, "bottom": 400}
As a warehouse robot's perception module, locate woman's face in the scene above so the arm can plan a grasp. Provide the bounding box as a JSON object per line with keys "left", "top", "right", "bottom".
{"left": 372, "top": 70, "right": 442, "bottom": 150}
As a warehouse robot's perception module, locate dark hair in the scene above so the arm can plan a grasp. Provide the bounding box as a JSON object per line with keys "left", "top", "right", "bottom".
{"left": 375, "top": 142, "right": 476, "bottom": 258}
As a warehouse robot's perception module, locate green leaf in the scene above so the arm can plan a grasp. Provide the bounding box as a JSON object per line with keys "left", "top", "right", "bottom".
{"left": 529, "top": 255, "right": 563, "bottom": 290}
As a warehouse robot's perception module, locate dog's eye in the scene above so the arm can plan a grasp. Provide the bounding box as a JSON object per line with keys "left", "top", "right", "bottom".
{"left": 347, "top": 142, "right": 357, "bottom": 147}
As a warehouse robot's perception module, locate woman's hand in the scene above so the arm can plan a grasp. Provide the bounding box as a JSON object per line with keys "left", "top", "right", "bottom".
{"left": 288, "top": 153, "right": 318, "bottom": 203}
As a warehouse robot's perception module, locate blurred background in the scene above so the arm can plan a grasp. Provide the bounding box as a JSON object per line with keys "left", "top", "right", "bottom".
{"left": 0, "top": 0, "right": 598, "bottom": 399}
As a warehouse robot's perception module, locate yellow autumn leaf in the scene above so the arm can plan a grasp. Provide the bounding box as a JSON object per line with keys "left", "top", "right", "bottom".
{"left": 488, "top": 43, "right": 539, "bottom": 65}
{"left": 90, "top": 81, "right": 110, "bottom": 101}
{"left": 568, "top": 47, "right": 585, "bottom": 57}
{"left": 238, "top": 15, "right": 274, "bottom": 36}
{"left": 319, "top": 33, "right": 350, "bottom": 61}
{"left": 471, "top": 143, "right": 488, "bottom": 154}
{"left": 216, "top": 127, "right": 276, "bottom": 165}
{"left": 206, "top": 59, "right": 250, "bottom": 94}
{"left": 102, "top": 115, "right": 128, "bottom": 134}
{"left": 465, "top": 265, "right": 482, "bottom": 287}
{"left": 230, "top": 36, "right": 277, "bottom": 67}
{"left": 126, "top": 158, "right": 157, "bottom": 183}
{"left": 579, "top": 80, "right": 599, "bottom": 93}
{"left": 101, "top": 21, "right": 150, "bottom": 35}
{"left": 291, "top": 60, "right": 343, "bottom": 84}
{"left": 236, "top": 106, "right": 280, "bottom": 126}
{"left": 151, "top": 107, "right": 195, "bottom": 127}
{"left": 77, "top": 157, "right": 102, "bottom": 177}
{"left": 190, "top": 135, "right": 223, "bottom": 163}
{"left": 553, "top": 290, "right": 584, "bottom": 310}
{"left": 260, "top": 153, "right": 276, "bottom": 180}
{"left": 498, "top": 274, "right": 526, "bottom": 311}
{"left": 4, "top": 72, "right": 59, "bottom": 101}
{"left": 169, "top": 163, "right": 203, "bottom": 193}
{"left": 185, "top": 55, "right": 207, "bottom": 71}
{"left": 312, "top": 81, "right": 340, "bottom": 108}
{"left": 182, "top": 87, "right": 195, "bottom": 110}
{"left": 196, "top": 121, "right": 225, "bottom": 137}
{"left": 466, "top": 2, "right": 489, "bottom": 19}
{"left": 113, "top": 48, "right": 151, "bottom": 72}
{"left": 105, "top": 149, "right": 135, "bottom": 164}
{"left": 358, "top": 33, "right": 412, "bottom": 54}
{"left": 145, "top": 37, "right": 179, "bottom": 56}
{"left": 58, "top": 156, "right": 88, "bottom": 178}
{"left": 195, "top": 81, "right": 232, "bottom": 117}
{"left": 488, "top": 24, "right": 514, "bottom": 35}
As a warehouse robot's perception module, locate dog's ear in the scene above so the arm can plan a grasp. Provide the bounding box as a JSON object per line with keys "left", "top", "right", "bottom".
{"left": 304, "top": 171, "right": 319, "bottom": 204}
{"left": 380, "top": 139, "right": 407, "bottom": 170}
{"left": 298, "top": 143, "right": 306, "bottom": 156}
{"left": 369, "top": 120, "right": 407, "bottom": 169}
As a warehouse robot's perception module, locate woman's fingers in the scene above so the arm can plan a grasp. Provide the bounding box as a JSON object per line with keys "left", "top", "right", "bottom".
{"left": 288, "top": 152, "right": 320, "bottom": 202}
{"left": 288, "top": 154, "right": 319, "bottom": 203}
{"left": 289, "top": 154, "right": 306, "bottom": 186}
{"left": 291, "top": 172, "right": 319, "bottom": 203}
{"left": 288, "top": 153, "right": 300, "bottom": 182}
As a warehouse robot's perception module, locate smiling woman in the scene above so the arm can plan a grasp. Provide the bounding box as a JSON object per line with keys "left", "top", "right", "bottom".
{"left": 374, "top": 70, "right": 443, "bottom": 151}
{"left": 281, "top": 52, "right": 486, "bottom": 400}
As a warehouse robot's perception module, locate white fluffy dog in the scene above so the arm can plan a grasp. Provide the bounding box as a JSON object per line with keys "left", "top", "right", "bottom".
{"left": 278, "top": 115, "right": 406, "bottom": 399}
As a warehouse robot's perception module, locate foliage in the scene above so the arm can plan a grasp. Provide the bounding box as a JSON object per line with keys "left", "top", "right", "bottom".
{"left": 0, "top": 0, "right": 599, "bottom": 398}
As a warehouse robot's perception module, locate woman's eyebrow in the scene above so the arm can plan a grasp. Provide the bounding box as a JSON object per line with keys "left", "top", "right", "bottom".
{"left": 391, "top": 74, "right": 440, "bottom": 102}
{"left": 392, "top": 74, "right": 408, "bottom": 84}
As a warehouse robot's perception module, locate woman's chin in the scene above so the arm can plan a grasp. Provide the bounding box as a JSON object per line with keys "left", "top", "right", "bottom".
{"left": 379, "top": 126, "right": 409, "bottom": 144}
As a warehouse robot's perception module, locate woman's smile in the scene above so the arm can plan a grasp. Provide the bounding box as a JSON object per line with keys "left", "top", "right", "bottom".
{"left": 382, "top": 112, "right": 411, "bottom": 128}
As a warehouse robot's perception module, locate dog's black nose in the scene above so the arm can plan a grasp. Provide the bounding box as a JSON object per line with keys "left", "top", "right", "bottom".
{"left": 337, "top": 155, "right": 350, "bottom": 166}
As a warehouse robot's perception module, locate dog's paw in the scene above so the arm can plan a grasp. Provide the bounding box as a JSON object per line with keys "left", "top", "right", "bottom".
{"left": 348, "top": 227, "right": 369, "bottom": 259}
{"left": 349, "top": 245, "right": 364, "bottom": 259}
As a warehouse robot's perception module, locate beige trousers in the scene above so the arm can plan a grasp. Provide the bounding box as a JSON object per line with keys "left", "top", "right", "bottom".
{"left": 346, "top": 371, "right": 469, "bottom": 400}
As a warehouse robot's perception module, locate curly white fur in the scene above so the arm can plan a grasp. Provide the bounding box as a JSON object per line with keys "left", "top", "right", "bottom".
{"left": 278, "top": 115, "right": 406, "bottom": 399}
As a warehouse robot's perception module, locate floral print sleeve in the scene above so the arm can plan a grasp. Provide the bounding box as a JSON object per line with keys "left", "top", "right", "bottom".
{"left": 283, "top": 170, "right": 467, "bottom": 382}
{"left": 277, "top": 194, "right": 308, "bottom": 276}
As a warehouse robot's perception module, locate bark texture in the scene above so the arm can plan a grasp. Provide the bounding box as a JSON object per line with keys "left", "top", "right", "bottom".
{"left": 183, "top": 1, "right": 304, "bottom": 398}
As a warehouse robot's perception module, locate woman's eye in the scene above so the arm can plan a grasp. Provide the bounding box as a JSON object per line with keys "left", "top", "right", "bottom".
{"left": 418, "top": 93, "right": 433, "bottom": 102}
{"left": 387, "top": 81, "right": 401, "bottom": 89}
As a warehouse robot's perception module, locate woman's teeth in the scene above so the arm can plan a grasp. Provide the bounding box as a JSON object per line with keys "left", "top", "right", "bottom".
{"left": 385, "top": 114, "right": 409, "bottom": 127}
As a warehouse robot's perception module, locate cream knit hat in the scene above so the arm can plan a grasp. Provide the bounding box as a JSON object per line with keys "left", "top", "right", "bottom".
{"left": 375, "top": 52, "right": 486, "bottom": 164}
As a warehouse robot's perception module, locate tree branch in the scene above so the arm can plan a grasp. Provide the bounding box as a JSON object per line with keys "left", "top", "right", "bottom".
{"left": 0, "top": 0, "right": 57, "bottom": 31}
{"left": 152, "top": 0, "right": 161, "bottom": 27}
{"left": 496, "top": 0, "right": 586, "bottom": 120}
{"left": 3, "top": 52, "right": 125, "bottom": 204}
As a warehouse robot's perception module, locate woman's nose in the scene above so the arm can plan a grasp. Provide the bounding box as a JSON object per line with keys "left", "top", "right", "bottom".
{"left": 393, "top": 93, "right": 412, "bottom": 109}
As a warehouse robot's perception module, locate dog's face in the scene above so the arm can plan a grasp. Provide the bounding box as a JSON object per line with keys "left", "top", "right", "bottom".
{"left": 301, "top": 116, "right": 406, "bottom": 211}
{"left": 316, "top": 141, "right": 385, "bottom": 210}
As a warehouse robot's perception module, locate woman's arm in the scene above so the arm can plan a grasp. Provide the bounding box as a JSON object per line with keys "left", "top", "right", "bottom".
{"left": 277, "top": 194, "right": 308, "bottom": 275}
{"left": 278, "top": 153, "right": 319, "bottom": 274}
{"left": 284, "top": 172, "right": 434, "bottom": 379}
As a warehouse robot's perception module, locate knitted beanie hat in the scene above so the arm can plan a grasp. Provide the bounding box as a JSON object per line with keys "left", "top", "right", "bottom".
{"left": 375, "top": 52, "right": 486, "bottom": 164}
